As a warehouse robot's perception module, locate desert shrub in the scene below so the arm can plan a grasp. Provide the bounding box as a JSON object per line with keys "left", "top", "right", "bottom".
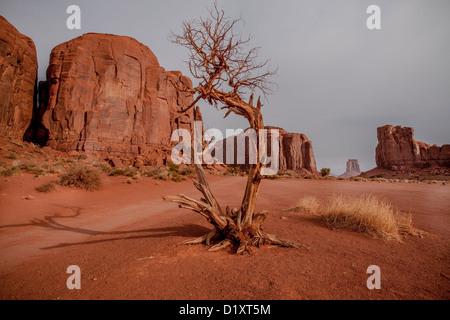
{"left": 35, "top": 182, "right": 57, "bottom": 193}
{"left": 283, "top": 195, "right": 320, "bottom": 215}
{"left": 140, "top": 165, "right": 185, "bottom": 182}
{"left": 58, "top": 164, "right": 102, "bottom": 191}
{"left": 263, "top": 174, "right": 285, "bottom": 180}
{"left": 224, "top": 166, "right": 240, "bottom": 176}
{"left": 4, "top": 153, "right": 17, "bottom": 160}
{"left": 17, "top": 161, "right": 46, "bottom": 176}
{"left": 321, "top": 194, "right": 420, "bottom": 240}
{"left": 23, "top": 151, "right": 36, "bottom": 158}
{"left": 371, "top": 177, "right": 388, "bottom": 183}
{"left": 265, "top": 172, "right": 293, "bottom": 179}
{"left": 92, "top": 162, "right": 113, "bottom": 174}
{"left": 142, "top": 167, "right": 162, "bottom": 178}
{"left": 169, "top": 171, "right": 184, "bottom": 182}
{"left": 179, "top": 166, "right": 196, "bottom": 176}
{"left": 0, "top": 166, "right": 19, "bottom": 177}
{"left": 320, "top": 168, "right": 330, "bottom": 177}
{"left": 109, "top": 166, "right": 138, "bottom": 177}
{"left": 168, "top": 161, "right": 180, "bottom": 173}
{"left": 156, "top": 170, "right": 169, "bottom": 181}
{"left": 350, "top": 176, "right": 367, "bottom": 182}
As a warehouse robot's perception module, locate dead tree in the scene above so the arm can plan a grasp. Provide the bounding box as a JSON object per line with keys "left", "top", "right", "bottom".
{"left": 163, "top": 4, "right": 300, "bottom": 254}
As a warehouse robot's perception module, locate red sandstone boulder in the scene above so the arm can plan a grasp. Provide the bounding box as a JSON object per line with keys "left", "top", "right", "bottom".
{"left": 376, "top": 125, "right": 450, "bottom": 169}
{"left": 0, "top": 16, "right": 37, "bottom": 139}
{"left": 36, "top": 33, "right": 198, "bottom": 165}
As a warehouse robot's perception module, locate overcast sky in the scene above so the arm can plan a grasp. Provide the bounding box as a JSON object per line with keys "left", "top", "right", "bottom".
{"left": 1, "top": 0, "right": 449, "bottom": 175}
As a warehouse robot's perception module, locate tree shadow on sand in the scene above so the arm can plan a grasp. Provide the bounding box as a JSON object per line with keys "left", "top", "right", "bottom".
{"left": 0, "top": 205, "right": 210, "bottom": 250}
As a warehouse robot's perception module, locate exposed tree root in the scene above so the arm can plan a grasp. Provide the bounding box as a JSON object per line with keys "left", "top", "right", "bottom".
{"left": 163, "top": 165, "right": 305, "bottom": 254}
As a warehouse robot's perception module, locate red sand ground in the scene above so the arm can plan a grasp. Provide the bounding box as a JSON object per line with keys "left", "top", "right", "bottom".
{"left": 0, "top": 173, "right": 449, "bottom": 300}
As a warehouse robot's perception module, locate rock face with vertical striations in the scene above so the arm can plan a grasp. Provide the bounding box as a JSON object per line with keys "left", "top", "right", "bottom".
{"left": 215, "top": 126, "right": 318, "bottom": 175}
{"left": 375, "top": 125, "right": 450, "bottom": 169}
{"left": 339, "top": 159, "right": 361, "bottom": 178}
{"left": 277, "top": 127, "right": 317, "bottom": 174}
{"left": 34, "top": 33, "right": 199, "bottom": 165}
{"left": 0, "top": 16, "right": 38, "bottom": 139}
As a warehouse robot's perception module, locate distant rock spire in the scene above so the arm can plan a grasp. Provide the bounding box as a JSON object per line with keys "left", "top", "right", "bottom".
{"left": 339, "top": 159, "right": 361, "bottom": 178}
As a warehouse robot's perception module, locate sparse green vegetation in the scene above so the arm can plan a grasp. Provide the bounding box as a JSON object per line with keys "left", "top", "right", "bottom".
{"left": 109, "top": 166, "right": 138, "bottom": 177}
{"left": 141, "top": 167, "right": 162, "bottom": 178}
{"left": 224, "top": 166, "right": 241, "bottom": 176}
{"left": 58, "top": 164, "right": 102, "bottom": 191}
{"left": 179, "top": 166, "right": 196, "bottom": 176}
{"left": 320, "top": 168, "right": 330, "bottom": 177}
{"left": 350, "top": 176, "right": 368, "bottom": 182}
{"left": 17, "top": 161, "right": 46, "bottom": 176}
{"left": 168, "top": 161, "right": 179, "bottom": 173}
{"left": 0, "top": 166, "right": 19, "bottom": 177}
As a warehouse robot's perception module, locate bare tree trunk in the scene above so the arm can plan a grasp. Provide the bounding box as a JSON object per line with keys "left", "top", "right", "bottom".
{"left": 163, "top": 103, "right": 301, "bottom": 254}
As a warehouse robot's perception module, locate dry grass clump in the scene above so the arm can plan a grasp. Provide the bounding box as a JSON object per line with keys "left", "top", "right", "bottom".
{"left": 35, "top": 182, "right": 57, "bottom": 193}
{"left": 321, "top": 194, "right": 422, "bottom": 240}
{"left": 282, "top": 195, "right": 320, "bottom": 215}
{"left": 0, "top": 166, "right": 19, "bottom": 177}
{"left": 58, "top": 164, "right": 102, "bottom": 191}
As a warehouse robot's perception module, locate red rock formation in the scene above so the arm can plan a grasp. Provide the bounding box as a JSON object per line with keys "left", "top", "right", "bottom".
{"left": 278, "top": 128, "right": 317, "bottom": 173}
{"left": 339, "top": 159, "right": 361, "bottom": 178}
{"left": 216, "top": 126, "right": 318, "bottom": 174}
{"left": 36, "top": 33, "right": 198, "bottom": 165}
{"left": 376, "top": 125, "right": 450, "bottom": 169}
{"left": 0, "top": 16, "right": 37, "bottom": 139}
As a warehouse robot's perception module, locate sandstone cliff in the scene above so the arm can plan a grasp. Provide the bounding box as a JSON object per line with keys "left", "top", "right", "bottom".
{"left": 376, "top": 125, "right": 450, "bottom": 169}
{"left": 0, "top": 16, "right": 38, "bottom": 139}
{"left": 33, "top": 33, "right": 198, "bottom": 165}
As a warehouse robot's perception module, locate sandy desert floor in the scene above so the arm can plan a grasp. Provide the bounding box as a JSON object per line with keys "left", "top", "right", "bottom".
{"left": 0, "top": 173, "right": 449, "bottom": 300}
